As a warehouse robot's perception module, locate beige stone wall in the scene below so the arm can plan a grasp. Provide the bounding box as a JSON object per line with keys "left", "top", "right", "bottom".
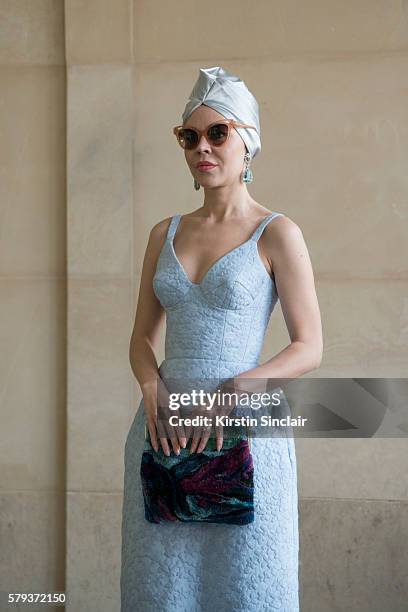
{"left": 0, "top": 1, "right": 66, "bottom": 611}
{"left": 1, "top": 1, "right": 407, "bottom": 611}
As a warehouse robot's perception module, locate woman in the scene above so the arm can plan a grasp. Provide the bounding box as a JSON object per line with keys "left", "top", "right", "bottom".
{"left": 121, "top": 66, "right": 323, "bottom": 611}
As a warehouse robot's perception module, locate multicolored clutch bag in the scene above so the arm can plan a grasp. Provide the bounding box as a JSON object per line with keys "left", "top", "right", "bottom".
{"left": 140, "top": 424, "right": 254, "bottom": 525}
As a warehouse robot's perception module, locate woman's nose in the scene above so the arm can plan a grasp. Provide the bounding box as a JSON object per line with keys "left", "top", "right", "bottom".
{"left": 195, "top": 135, "right": 212, "bottom": 152}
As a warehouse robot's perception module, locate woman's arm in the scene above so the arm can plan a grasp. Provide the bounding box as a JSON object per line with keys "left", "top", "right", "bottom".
{"left": 129, "top": 217, "right": 186, "bottom": 455}
{"left": 234, "top": 214, "right": 323, "bottom": 388}
{"left": 194, "top": 215, "right": 323, "bottom": 454}
{"left": 129, "top": 219, "right": 167, "bottom": 390}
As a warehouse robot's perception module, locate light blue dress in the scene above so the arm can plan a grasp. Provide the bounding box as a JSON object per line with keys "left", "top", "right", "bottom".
{"left": 121, "top": 212, "right": 299, "bottom": 611}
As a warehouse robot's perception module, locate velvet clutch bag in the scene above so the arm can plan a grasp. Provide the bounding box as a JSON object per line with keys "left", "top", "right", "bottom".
{"left": 140, "top": 423, "right": 254, "bottom": 525}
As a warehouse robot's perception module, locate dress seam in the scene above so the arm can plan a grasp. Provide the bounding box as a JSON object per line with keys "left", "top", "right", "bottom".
{"left": 242, "top": 306, "right": 255, "bottom": 363}
{"left": 219, "top": 246, "right": 254, "bottom": 361}
{"left": 218, "top": 309, "right": 228, "bottom": 374}
{"left": 241, "top": 288, "right": 264, "bottom": 362}
{"left": 162, "top": 357, "right": 258, "bottom": 362}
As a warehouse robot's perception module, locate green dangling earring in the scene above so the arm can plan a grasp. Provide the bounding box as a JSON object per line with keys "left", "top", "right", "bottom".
{"left": 242, "top": 152, "right": 253, "bottom": 183}
{"left": 194, "top": 179, "right": 201, "bottom": 190}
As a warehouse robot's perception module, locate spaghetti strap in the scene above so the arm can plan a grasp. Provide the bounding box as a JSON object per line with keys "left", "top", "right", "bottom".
{"left": 166, "top": 214, "right": 182, "bottom": 241}
{"left": 250, "top": 212, "right": 283, "bottom": 242}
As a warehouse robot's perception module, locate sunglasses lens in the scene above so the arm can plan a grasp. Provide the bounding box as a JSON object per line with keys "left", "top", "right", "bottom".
{"left": 177, "top": 123, "right": 230, "bottom": 149}
{"left": 208, "top": 123, "right": 229, "bottom": 145}
{"left": 179, "top": 129, "right": 198, "bottom": 150}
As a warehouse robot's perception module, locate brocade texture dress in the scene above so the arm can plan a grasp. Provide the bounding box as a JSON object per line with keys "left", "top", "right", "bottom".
{"left": 120, "top": 212, "right": 299, "bottom": 611}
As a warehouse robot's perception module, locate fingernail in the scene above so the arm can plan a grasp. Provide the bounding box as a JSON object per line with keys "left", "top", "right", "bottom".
{"left": 180, "top": 438, "right": 187, "bottom": 448}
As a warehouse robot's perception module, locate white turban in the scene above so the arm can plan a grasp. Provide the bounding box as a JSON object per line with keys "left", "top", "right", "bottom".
{"left": 181, "top": 66, "right": 261, "bottom": 159}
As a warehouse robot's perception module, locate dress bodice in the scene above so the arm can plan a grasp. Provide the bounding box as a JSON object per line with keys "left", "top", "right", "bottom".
{"left": 153, "top": 212, "right": 283, "bottom": 369}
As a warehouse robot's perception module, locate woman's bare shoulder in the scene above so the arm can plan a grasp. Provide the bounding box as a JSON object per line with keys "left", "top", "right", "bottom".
{"left": 149, "top": 210, "right": 202, "bottom": 241}
{"left": 149, "top": 216, "right": 174, "bottom": 242}
{"left": 266, "top": 212, "right": 302, "bottom": 238}
{"left": 140, "top": 216, "right": 174, "bottom": 264}
{"left": 260, "top": 213, "right": 305, "bottom": 259}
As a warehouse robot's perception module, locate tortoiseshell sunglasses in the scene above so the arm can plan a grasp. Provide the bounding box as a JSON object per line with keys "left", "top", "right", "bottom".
{"left": 173, "top": 119, "right": 257, "bottom": 150}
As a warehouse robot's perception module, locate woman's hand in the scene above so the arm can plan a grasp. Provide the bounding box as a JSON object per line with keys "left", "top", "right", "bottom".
{"left": 188, "top": 401, "right": 214, "bottom": 454}
{"left": 189, "top": 383, "right": 238, "bottom": 454}
{"left": 143, "top": 377, "right": 187, "bottom": 456}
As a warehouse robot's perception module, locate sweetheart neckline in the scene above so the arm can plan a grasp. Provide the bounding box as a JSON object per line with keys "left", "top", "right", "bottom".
{"left": 169, "top": 235, "right": 273, "bottom": 287}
